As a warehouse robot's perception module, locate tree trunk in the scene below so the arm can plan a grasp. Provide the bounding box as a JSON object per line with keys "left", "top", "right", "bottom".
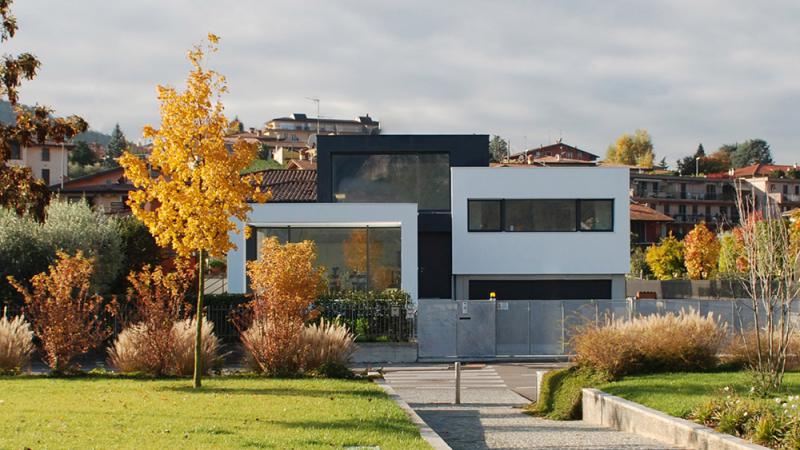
{"left": 193, "top": 249, "right": 206, "bottom": 388}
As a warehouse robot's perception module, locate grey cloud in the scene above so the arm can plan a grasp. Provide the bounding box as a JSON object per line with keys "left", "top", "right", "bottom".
{"left": 4, "top": 0, "right": 799, "bottom": 163}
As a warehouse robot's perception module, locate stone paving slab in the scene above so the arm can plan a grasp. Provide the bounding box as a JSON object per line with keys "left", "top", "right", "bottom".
{"left": 414, "top": 404, "right": 681, "bottom": 450}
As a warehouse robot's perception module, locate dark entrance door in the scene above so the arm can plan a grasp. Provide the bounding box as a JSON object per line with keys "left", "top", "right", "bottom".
{"left": 419, "top": 232, "right": 451, "bottom": 298}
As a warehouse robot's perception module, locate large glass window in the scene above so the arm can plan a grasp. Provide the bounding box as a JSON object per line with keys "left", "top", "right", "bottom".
{"left": 531, "top": 200, "right": 576, "bottom": 231}
{"left": 504, "top": 200, "right": 535, "bottom": 231}
{"left": 468, "top": 199, "right": 614, "bottom": 232}
{"left": 253, "top": 226, "right": 401, "bottom": 292}
{"left": 468, "top": 200, "right": 501, "bottom": 231}
{"left": 578, "top": 200, "right": 614, "bottom": 231}
{"left": 332, "top": 153, "right": 450, "bottom": 210}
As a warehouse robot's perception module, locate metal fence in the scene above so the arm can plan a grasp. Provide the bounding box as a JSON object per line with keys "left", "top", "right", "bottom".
{"left": 2, "top": 300, "right": 416, "bottom": 344}
{"left": 418, "top": 298, "right": 800, "bottom": 358}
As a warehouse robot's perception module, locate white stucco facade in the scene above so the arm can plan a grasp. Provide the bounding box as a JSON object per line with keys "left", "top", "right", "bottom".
{"left": 451, "top": 167, "right": 630, "bottom": 276}
{"left": 227, "top": 203, "right": 418, "bottom": 301}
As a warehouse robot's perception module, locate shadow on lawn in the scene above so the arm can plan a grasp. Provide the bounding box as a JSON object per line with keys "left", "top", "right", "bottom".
{"left": 160, "top": 384, "right": 384, "bottom": 399}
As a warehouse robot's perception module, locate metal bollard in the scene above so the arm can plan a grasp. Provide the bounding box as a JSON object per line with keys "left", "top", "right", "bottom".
{"left": 454, "top": 361, "right": 461, "bottom": 404}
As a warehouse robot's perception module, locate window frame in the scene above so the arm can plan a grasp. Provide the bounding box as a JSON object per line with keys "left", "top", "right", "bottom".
{"left": 466, "top": 198, "right": 615, "bottom": 233}
{"left": 41, "top": 146, "right": 50, "bottom": 161}
{"left": 467, "top": 199, "right": 503, "bottom": 232}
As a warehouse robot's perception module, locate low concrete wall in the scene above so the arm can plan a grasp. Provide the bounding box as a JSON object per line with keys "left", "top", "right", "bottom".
{"left": 627, "top": 279, "right": 748, "bottom": 299}
{"left": 582, "top": 388, "right": 766, "bottom": 450}
{"left": 352, "top": 342, "right": 418, "bottom": 363}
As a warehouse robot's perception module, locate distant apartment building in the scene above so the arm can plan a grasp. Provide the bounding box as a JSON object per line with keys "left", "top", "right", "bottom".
{"left": 629, "top": 171, "right": 738, "bottom": 238}
{"left": 7, "top": 141, "right": 73, "bottom": 186}
{"left": 262, "top": 113, "right": 380, "bottom": 164}
{"left": 718, "top": 163, "right": 800, "bottom": 215}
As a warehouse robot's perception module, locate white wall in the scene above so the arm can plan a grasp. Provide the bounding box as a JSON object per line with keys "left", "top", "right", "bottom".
{"left": 451, "top": 167, "right": 630, "bottom": 276}
{"left": 227, "top": 203, "right": 418, "bottom": 301}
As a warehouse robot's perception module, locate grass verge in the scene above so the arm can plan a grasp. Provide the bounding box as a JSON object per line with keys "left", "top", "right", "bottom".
{"left": 0, "top": 376, "right": 429, "bottom": 449}
{"left": 599, "top": 371, "right": 800, "bottom": 418}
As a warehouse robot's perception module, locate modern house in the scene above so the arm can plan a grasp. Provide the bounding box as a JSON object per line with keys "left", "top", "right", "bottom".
{"left": 226, "top": 134, "right": 630, "bottom": 358}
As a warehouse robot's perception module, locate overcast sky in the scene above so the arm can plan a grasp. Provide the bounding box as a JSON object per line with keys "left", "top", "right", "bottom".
{"left": 6, "top": 0, "right": 800, "bottom": 165}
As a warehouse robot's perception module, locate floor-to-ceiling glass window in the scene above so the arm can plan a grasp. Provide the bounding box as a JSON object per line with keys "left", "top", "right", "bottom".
{"left": 253, "top": 226, "right": 401, "bottom": 292}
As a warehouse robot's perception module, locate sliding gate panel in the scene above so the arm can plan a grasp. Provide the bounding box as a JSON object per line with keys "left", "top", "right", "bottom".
{"left": 529, "top": 300, "right": 564, "bottom": 355}
{"left": 456, "top": 300, "right": 495, "bottom": 357}
{"left": 495, "top": 301, "right": 530, "bottom": 356}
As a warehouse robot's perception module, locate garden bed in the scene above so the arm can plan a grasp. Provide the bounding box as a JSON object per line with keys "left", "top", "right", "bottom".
{"left": 0, "top": 376, "right": 429, "bottom": 449}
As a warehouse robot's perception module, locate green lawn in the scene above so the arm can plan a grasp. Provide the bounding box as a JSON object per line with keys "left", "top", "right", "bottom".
{"left": 600, "top": 371, "right": 800, "bottom": 419}
{"left": 0, "top": 376, "right": 429, "bottom": 449}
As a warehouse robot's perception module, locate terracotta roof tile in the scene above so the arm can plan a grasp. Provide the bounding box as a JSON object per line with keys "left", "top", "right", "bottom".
{"left": 258, "top": 169, "right": 317, "bottom": 202}
{"left": 630, "top": 203, "right": 673, "bottom": 222}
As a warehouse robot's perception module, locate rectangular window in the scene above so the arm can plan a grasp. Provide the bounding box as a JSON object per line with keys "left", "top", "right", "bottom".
{"left": 468, "top": 200, "right": 502, "bottom": 231}
{"left": 41, "top": 168, "right": 50, "bottom": 185}
{"left": 10, "top": 142, "right": 21, "bottom": 160}
{"left": 253, "top": 226, "right": 400, "bottom": 292}
{"left": 578, "top": 199, "right": 613, "bottom": 231}
{"left": 475, "top": 199, "right": 610, "bottom": 232}
{"left": 41, "top": 147, "right": 50, "bottom": 161}
{"left": 504, "top": 200, "right": 535, "bottom": 231}
{"left": 531, "top": 200, "right": 576, "bottom": 231}
{"left": 332, "top": 153, "right": 450, "bottom": 210}
{"left": 664, "top": 204, "right": 670, "bottom": 214}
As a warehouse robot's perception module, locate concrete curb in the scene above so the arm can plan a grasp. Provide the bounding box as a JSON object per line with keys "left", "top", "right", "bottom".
{"left": 582, "top": 388, "right": 768, "bottom": 450}
{"left": 374, "top": 378, "right": 452, "bottom": 450}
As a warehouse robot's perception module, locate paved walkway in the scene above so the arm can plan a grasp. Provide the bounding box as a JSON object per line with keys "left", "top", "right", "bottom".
{"left": 383, "top": 364, "right": 681, "bottom": 450}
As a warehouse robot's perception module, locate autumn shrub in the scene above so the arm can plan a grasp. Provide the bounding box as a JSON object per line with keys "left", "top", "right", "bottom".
{"left": 8, "top": 251, "right": 116, "bottom": 373}
{"left": 112, "top": 260, "right": 195, "bottom": 376}
{"left": 239, "top": 237, "right": 325, "bottom": 376}
{"left": 722, "top": 330, "right": 800, "bottom": 372}
{"left": 0, "top": 311, "right": 34, "bottom": 374}
{"left": 572, "top": 309, "right": 727, "bottom": 377}
{"left": 645, "top": 234, "right": 686, "bottom": 280}
{"left": 109, "top": 318, "right": 221, "bottom": 375}
{"left": 684, "top": 222, "right": 721, "bottom": 280}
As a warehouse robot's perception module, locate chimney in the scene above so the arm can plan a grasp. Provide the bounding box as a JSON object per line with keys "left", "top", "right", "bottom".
{"left": 249, "top": 127, "right": 255, "bottom": 134}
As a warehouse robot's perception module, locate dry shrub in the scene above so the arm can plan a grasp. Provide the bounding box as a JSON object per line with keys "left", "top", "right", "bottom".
{"left": 722, "top": 330, "right": 800, "bottom": 371}
{"left": 119, "top": 260, "right": 195, "bottom": 376}
{"left": 0, "top": 312, "right": 34, "bottom": 373}
{"left": 572, "top": 309, "right": 727, "bottom": 378}
{"left": 109, "top": 318, "right": 220, "bottom": 375}
{"left": 300, "top": 318, "right": 356, "bottom": 369}
{"left": 241, "top": 319, "right": 305, "bottom": 375}
{"left": 239, "top": 237, "right": 325, "bottom": 376}
{"left": 8, "top": 251, "right": 116, "bottom": 372}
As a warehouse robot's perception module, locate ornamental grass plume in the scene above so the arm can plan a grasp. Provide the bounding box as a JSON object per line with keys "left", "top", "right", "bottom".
{"left": 300, "top": 318, "right": 357, "bottom": 370}
{"left": 572, "top": 309, "right": 727, "bottom": 378}
{"left": 0, "top": 310, "right": 34, "bottom": 374}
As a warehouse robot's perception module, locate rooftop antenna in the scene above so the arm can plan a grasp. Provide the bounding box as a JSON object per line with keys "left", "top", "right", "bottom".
{"left": 305, "top": 97, "right": 320, "bottom": 136}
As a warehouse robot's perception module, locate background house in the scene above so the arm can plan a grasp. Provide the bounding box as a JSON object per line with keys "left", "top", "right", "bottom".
{"left": 7, "top": 141, "right": 73, "bottom": 186}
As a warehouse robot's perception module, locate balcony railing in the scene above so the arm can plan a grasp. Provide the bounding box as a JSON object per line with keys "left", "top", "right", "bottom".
{"left": 633, "top": 190, "right": 735, "bottom": 201}
{"left": 669, "top": 213, "right": 739, "bottom": 224}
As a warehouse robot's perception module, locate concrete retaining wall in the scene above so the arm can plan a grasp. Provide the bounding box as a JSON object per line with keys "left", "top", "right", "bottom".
{"left": 582, "top": 388, "right": 766, "bottom": 450}
{"left": 352, "top": 343, "right": 418, "bottom": 363}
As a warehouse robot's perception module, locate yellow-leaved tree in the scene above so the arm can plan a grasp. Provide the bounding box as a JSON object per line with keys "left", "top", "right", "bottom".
{"left": 683, "top": 222, "right": 720, "bottom": 280}
{"left": 120, "top": 34, "right": 268, "bottom": 388}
